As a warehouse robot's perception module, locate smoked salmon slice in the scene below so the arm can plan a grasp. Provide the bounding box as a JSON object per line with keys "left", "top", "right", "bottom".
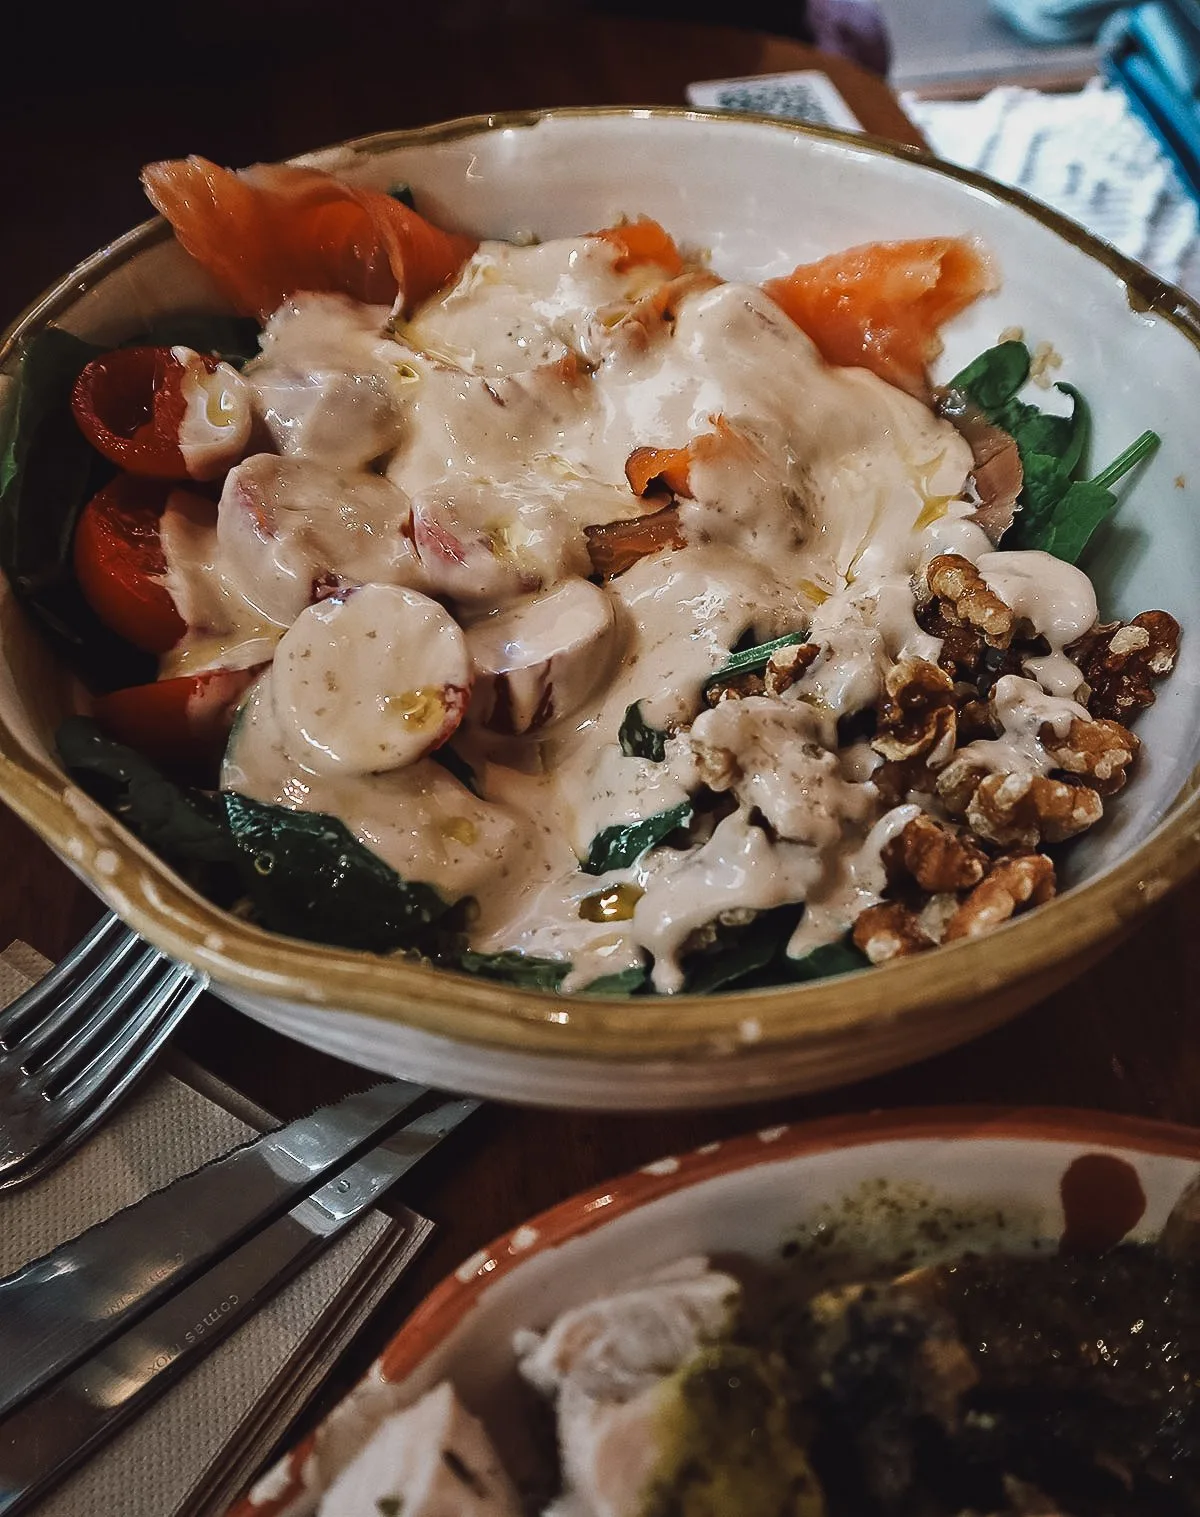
{"left": 626, "top": 444, "right": 694, "bottom": 497}
{"left": 593, "top": 216, "right": 685, "bottom": 277}
{"left": 763, "top": 237, "right": 994, "bottom": 398}
{"left": 141, "top": 157, "right": 478, "bottom": 321}
{"left": 624, "top": 416, "right": 745, "bottom": 498}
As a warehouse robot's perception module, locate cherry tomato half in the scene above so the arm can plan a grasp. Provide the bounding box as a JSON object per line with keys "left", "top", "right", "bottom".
{"left": 71, "top": 346, "right": 199, "bottom": 478}
{"left": 92, "top": 668, "right": 257, "bottom": 772}
{"left": 73, "top": 475, "right": 189, "bottom": 653}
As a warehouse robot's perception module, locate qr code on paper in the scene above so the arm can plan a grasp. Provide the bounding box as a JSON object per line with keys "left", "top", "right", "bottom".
{"left": 686, "top": 71, "right": 862, "bottom": 133}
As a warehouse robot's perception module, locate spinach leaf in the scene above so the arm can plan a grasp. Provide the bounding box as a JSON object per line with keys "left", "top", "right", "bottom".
{"left": 223, "top": 791, "right": 451, "bottom": 952}
{"left": 999, "top": 383, "right": 1088, "bottom": 541}
{"left": 431, "top": 744, "right": 481, "bottom": 796}
{"left": 59, "top": 740, "right": 450, "bottom": 955}
{"left": 1019, "top": 430, "right": 1159, "bottom": 564}
{"left": 56, "top": 717, "right": 238, "bottom": 894}
{"left": 582, "top": 963, "right": 651, "bottom": 996}
{"left": 131, "top": 314, "right": 262, "bottom": 368}
{"left": 949, "top": 339, "right": 1030, "bottom": 412}
{"left": 682, "top": 907, "right": 799, "bottom": 995}
{"left": 0, "top": 328, "right": 103, "bottom": 537}
{"left": 951, "top": 339, "right": 1156, "bottom": 564}
{"left": 618, "top": 700, "right": 667, "bottom": 762}
{"left": 583, "top": 801, "right": 692, "bottom": 875}
{"left": 0, "top": 329, "right": 155, "bottom": 690}
{"left": 1007, "top": 382, "right": 1089, "bottom": 474}
{"left": 458, "top": 949, "right": 568, "bottom": 991}
{"left": 678, "top": 909, "right": 868, "bottom": 993}
{"left": 704, "top": 631, "right": 808, "bottom": 691}
{"left": 785, "top": 935, "right": 868, "bottom": 982}
{"left": 457, "top": 951, "right": 651, "bottom": 995}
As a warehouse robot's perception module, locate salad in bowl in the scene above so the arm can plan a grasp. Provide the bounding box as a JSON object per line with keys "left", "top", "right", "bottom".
{"left": 0, "top": 110, "right": 1197, "bottom": 1104}
{"left": 8, "top": 150, "right": 1178, "bottom": 1002}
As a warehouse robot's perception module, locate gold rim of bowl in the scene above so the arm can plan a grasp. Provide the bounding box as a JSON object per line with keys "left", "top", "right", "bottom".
{"left": 2, "top": 106, "right": 1199, "bottom": 1062}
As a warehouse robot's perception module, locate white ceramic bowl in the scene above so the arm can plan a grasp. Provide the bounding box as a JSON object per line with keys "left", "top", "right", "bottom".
{"left": 2, "top": 110, "right": 1200, "bottom": 1108}
{"left": 229, "top": 1107, "right": 1200, "bottom": 1517}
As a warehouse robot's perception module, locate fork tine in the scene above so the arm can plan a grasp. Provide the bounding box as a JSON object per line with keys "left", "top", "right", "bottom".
{"left": 0, "top": 913, "right": 209, "bottom": 1190}
{"left": 0, "top": 915, "right": 128, "bottom": 1035}
{"left": 42, "top": 961, "right": 198, "bottom": 1100}
{"left": 1, "top": 927, "right": 146, "bottom": 1060}
{"left": 5, "top": 969, "right": 204, "bottom": 1181}
{"left": 29, "top": 945, "right": 166, "bottom": 1083}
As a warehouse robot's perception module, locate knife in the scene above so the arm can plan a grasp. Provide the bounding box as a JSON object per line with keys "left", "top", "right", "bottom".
{"left": 0, "top": 1095, "right": 478, "bottom": 1516}
{"left": 0, "top": 1079, "right": 436, "bottom": 1420}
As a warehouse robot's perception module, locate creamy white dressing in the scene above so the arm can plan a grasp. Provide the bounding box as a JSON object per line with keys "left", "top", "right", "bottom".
{"left": 787, "top": 802, "right": 923, "bottom": 958}
{"left": 246, "top": 294, "right": 412, "bottom": 470}
{"left": 977, "top": 549, "right": 1096, "bottom": 698}
{"left": 150, "top": 228, "right": 1113, "bottom": 991}
{"left": 401, "top": 237, "right": 644, "bottom": 375}
{"left": 215, "top": 454, "right": 425, "bottom": 629}
{"left": 225, "top": 680, "right": 518, "bottom": 903}
{"left": 634, "top": 813, "right": 823, "bottom": 994}
{"left": 954, "top": 674, "right": 1090, "bottom": 778}
{"left": 688, "top": 697, "right": 875, "bottom": 847}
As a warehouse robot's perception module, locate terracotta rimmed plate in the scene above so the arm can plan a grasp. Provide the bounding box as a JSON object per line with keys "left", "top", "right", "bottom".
{"left": 229, "top": 1105, "right": 1200, "bottom": 1516}
{"left": 2, "top": 109, "right": 1200, "bottom": 1107}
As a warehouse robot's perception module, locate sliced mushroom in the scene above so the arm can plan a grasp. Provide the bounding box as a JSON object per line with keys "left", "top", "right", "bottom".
{"left": 253, "top": 366, "right": 401, "bottom": 472}
{"left": 175, "top": 348, "right": 254, "bottom": 480}
{"left": 216, "top": 454, "right": 422, "bottom": 627}
{"left": 466, "top": 577, "right": 617, "bottom": 734}
{"left": 584, "top": 503, "right": 685, "bottom": 579}
{"left": 938, "top": 392, "right": 1023, "bottom": 544}
{"left": 245, "top": 291, "right": 407, "bottom": 471}
{"left": 270, "top": 583, "right": 471, "bottom": 774}
{"left": 410, "top": 478, "right": 590, "bottom": 609}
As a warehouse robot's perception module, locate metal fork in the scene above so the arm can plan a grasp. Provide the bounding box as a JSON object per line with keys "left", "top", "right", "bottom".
{"left": 0, "top": 913, "right": 206, "bottom": 1190}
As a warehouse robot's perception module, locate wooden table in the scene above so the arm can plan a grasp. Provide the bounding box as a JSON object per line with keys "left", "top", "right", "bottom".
{"left": 3, "top": 6, "right": 1199, "bottom": 1441}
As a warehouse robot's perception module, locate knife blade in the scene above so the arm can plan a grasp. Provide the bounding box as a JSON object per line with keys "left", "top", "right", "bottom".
{"left": 0, "top": 1079, "right": 433, "bottom": 1420}
{"left": 0, "top": 1096, "right": 478, "bottom": 1517}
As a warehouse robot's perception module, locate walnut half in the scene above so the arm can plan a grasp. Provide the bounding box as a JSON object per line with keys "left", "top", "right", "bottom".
{"left": 943, "top": 853, "right": 1056, "bottom": 941}
{"left": 966, "top": 771, "right": 1103, "bottom": 848}
{"left": 871, "top": 658, "right": 957, "bottom": 766}
{"left": 851, "top": 902, "right": 935, "bottom": 963}
{"left": 1069, "top": 610, "right": 1180, "bottom": 724}
{"left": 1040, "top": 715, "right": 1139, "bottom": 797}
{"left": 925, "top": 553, "right": 1016, "bottom": 648}
{"left": 883, "top": 814, "right": 988, "bottom": 893}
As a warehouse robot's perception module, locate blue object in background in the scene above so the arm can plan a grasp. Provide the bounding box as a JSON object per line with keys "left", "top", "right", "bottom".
{"left": 1101, "top": 3, "right": 1200, "bottom": 204}
{"left": 991, "top": 0, "right": 1124, "bottom": 43}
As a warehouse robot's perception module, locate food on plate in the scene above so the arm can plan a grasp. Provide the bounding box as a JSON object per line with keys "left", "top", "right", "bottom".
{"left": 291, "top": 1174, "right": 1200, "bottom": 1517}
{"left": 0, "top": 158, "right": 1180, "bottom": 994}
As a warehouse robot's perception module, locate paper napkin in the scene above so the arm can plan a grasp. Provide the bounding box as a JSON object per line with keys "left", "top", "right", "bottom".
{"left": 686, "top": 70, "right": 864, "bottom": 131}
{"left": 905, "top": 80, "right": 1200, "bottom": 299}
{"left": 0, "top": 942, "right": 431, "bottom": 1517}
